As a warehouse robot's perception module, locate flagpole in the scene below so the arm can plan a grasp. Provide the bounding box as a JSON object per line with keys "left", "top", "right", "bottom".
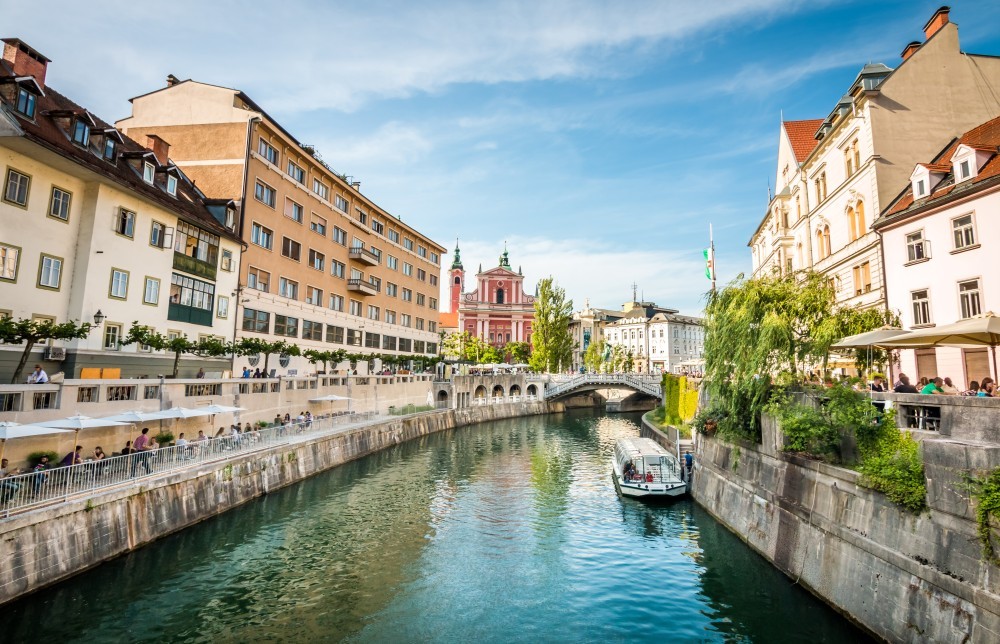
{"left": 710, "top": 223, "right": 716, "bottom": 293}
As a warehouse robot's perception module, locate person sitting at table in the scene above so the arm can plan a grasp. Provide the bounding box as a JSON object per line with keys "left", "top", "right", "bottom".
{"left": 981, "top": 377, "right": 996, "bottom": 397}
{"left": 1, "top": 458, "right": 21, "bottom": 501}
{"left": 194, "top": 430, "right": 208, "bottom": 442}
{"left": 61, "top": 445, "right": 83, "bottom": 467}
{"left": 869, "top": 376, "right": 885, "bottom": 392}
{"left": 176, "top": 432, "right": 191, "bottom": 459}
{"left": 963, "top": 381, "right": 980, "bottom": 396}
{"left": 120, "top": 440, "right": 132, "bottom": 456}
{"left": 941, "top": 377, "right": 960, "bottom": 395}
{"left": 32, "top": 455, "right": 51, "bottom": 493}
{"left": 894, "top": 375, "right": 918, "bottom": 394}
{"left": 93, "top": 446, "right": 106, "bottom": 461}
{"left": 921, "top": 377, "right": 944, "bottom": 395}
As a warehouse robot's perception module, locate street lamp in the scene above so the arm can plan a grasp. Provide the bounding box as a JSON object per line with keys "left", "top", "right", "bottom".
{"left": 93, "top": 310, "right": 105, "bottom": 325}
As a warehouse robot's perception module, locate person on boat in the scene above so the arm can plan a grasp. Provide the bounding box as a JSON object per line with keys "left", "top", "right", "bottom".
{"left": 623, "top": 461, "right": 636, "bottom": 481}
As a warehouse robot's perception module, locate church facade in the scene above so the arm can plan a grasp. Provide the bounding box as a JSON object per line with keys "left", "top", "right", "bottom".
{"left": 448, "top": 245, "right": 535, "bottom": 347}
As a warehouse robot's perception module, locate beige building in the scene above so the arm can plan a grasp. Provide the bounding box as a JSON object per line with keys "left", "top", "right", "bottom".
{"left": 118, "top": 80, "right": 446, "bottom": 375}
{"left": 0, "top": 39, "right": 241, "bottom": 380}
{"left": 749, "top": 7, "right": 1000, "bottom": 311}
{"left": 569, "top": 299, "right": 623, "bottom": 371}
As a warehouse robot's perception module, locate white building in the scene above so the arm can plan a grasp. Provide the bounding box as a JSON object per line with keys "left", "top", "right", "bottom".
{"left": 0, "top": 39, "right": 241, "bottom": 379}
{"left": 601, "top": 301, "right": 704, "bottom": 374}
{"left": 875, "top": 114, "right": 1000, "bottom": 388}
{"left": 750, "top": 7, "right": 1000, "bottom": 312}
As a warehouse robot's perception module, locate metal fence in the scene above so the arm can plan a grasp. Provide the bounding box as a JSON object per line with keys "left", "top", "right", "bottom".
{"left": 0, "top": 410, "right": 379, "bottom": 518}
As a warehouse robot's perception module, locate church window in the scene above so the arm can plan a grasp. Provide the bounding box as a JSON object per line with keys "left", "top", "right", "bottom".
{"left": 497, "top": 288, "right": 505, "bottom": 304}
{"left": 454, "top": 276, "right": 460, "bottom": 285}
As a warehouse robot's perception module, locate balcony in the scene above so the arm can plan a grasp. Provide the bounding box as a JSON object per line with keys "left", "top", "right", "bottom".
{"left": 347, "top": 278, "right": 378, "bottom": 296}
{"left": 173, "top": 252, "right": 217, "bottom": 281}
{"left": 349, "top": 247, "right": 380, "bottom": 266}
{"left": 168, "top": 302, "right": 214, "bottom": 326}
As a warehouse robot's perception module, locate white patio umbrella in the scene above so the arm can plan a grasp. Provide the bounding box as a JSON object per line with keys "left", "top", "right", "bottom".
{"left": 878, "top": 313, "right": 1000, "bottom": 381}
{"left": 156, "top": 407, "right": 216, "bottom": 419}
{"left": 198, "top": 404, "right": 247, "bottom": 414}
{"left": 0, "top": 422, "right": 74, "bottom": 462}
{"left": 831, "top": 327, "right": 910, "bottom": 384}
{"left": 101, "top": 410, "right": 174, "bottom": 423}
{"left": 38, "top": 414, "right": 132, "bottom": 457}
{"left": 309, "top": 394, "right": 352, "bottom": 414}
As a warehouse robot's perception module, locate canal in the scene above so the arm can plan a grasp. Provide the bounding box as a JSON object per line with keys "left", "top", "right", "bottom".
{"left": 4, "top": 410, "right": 872, "bottom": 643}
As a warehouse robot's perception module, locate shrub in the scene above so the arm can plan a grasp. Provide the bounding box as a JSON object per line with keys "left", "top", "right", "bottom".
{"left": 27, "top": 451, "right": 59, "bottom": 467}
{"left": 771, "top": 401, "right": 840, "bottom": 460}
{"left": 964, "top": 467, "right": 1000, "bottom": 566}
{"left": 693, "top": 405, "right": 727, "bottom": 436}
{"left": 155, "top": 430, "right": 175, "bottom": 445}
{"left": 858, "top": 432, "right": 926, "bottom": 513}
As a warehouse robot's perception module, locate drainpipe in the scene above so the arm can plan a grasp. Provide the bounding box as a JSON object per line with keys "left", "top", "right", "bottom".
{"left": 230, "top": 116, "right": 260, "bottom": 381}
{"left": 874, "top": 227, "right": 896, "bottom": 385}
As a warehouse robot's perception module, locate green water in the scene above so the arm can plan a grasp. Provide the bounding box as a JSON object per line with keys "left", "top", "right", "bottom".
{"left": 3, "top": 410, "right": 872, "bottom": 642}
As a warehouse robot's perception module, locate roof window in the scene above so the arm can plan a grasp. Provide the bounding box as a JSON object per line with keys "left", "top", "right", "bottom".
{"left": 14, "top": 86, "right": 35, "bottom": 118}
{"left": 143, "top": 161, "right": 155, "bottom": 184}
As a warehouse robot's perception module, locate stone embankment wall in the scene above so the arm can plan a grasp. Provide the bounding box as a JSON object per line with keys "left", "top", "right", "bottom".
{"left": 692, "top": 416, "right": 1000, "bottom": 643}
{"left": 0, "top": 401, "right": 548, "bottom": 606}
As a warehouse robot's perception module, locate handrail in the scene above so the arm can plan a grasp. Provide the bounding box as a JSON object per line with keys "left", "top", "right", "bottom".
{"left": 545, "top": 373, "right": 662, "bottom": 398}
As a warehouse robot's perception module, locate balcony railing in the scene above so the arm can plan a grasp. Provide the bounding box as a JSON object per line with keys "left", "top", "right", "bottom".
{"left": 349, "top": 247, "right": 380, "bottom": 266}
{"left": 172, "top": 252, "right": 217, "bottom": 281}
{"left": 168, "top": 302, "right": 214, "bottom": 326}
{"left": 347, "top": 278, "right": 378, "bottom": 295}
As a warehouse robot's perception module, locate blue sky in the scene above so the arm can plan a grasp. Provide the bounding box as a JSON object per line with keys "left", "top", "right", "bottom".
{"left": 10, "top": 1, "right": 1000, "bottom": 315}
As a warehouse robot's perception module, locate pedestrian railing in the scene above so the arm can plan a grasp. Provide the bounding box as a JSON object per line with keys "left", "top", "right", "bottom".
{"left": 0, "top": 410, "right": 379, "bottom": 519}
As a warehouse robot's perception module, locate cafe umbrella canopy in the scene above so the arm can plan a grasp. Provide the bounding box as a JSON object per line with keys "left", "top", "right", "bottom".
{"left": 37, "top": 414, "right": 133, "bottom": 459}
{"left": 0, "top": 422, "right": 74, "bottom": 463}
{"left": 876, "top": 313, "right": 1000, "bottom": 381}
{"left": 830, "top": 327, "right": 911, "bottom": 383}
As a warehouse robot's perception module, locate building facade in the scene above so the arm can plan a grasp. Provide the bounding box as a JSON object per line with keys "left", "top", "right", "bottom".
{"left": 601, "top": 300, "right": 704, "bottom": 374}
{"left": 569, "top": 299, "right": 623, "bottom": 371}
{"left": 117, "top": 80, "right": 445, "bottom": 375}
{"left": 0, "top": 39, "right": 241, "bottom": 379}
{"left": 875, "top": 115, "right": 1000, "bottom": 389}
{"left": 454, "top": 248, "right": 534, "bottom": 347}
{"left": 749, "top": 8, "right": 1000, "bottom": 312}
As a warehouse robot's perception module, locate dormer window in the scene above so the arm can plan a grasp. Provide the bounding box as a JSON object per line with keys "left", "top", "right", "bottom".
{"left": 15, "top": 87, "right": 35, "bottom": 118}
{"left": 915, "top": 179, "right": 926, "bottom": 198}
{"left": 71, "top": 120, "right": 90, "bottom": 147}
{"left": 959, "top": 159, "right": 971, "bottom": 180}
{"left": 103, "top": 138, "right": 116, "bottom": 160}
{"left": 142, "top": 162, "right": 155, "bottom": 184}
{"left": 166, "top": 175, "right": 178, "bottom": 196}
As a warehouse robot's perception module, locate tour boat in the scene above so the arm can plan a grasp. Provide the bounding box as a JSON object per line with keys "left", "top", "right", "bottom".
{"left": 611, "top": 436, "right": 687, "bottom": 498}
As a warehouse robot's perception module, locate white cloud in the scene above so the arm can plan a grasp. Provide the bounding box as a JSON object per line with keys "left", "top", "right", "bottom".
{"left": 320, "top": 122, "right": 433, "bottom": 166}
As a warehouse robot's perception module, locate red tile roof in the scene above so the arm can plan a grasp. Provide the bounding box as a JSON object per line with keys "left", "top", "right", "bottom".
{"left": 880, "top": 115, "right": 1000, "bottom": 222}
{"left": 783, "top": 119, "right": 825, "bottom": 163}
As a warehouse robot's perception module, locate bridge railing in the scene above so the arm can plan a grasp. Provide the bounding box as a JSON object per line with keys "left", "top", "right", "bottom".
{"left": 545, "top": 373, "right": 662, "bottom": 399}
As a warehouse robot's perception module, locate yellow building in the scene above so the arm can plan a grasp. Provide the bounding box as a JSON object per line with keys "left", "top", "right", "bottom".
{"left": 118, "top": 79, "right": 445, "bottom": 374}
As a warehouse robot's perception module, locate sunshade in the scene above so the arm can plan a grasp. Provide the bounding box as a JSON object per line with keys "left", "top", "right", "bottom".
{"left": 830, "top": 328, "right": 910, "bottom": 349}
{"left": 0, "top": 421, "right": 74, "bottom": 462}
{"left": 39, "top": 414, "right": 132, "bottom": 429}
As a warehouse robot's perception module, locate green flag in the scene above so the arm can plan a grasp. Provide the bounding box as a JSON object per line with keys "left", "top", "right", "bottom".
{"left": 703, "top": 248, "right": 714, "bottom": 281}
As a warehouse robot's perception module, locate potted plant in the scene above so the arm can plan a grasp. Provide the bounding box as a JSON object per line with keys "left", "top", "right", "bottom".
{"left": 155, "top": 430, "right": 175, "bottom": 447}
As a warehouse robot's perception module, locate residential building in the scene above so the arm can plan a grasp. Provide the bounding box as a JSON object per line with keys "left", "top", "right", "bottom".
{"left": 569, "top": 299, "right": 623, "bottom": 371}
{"left": 117, "top": 79, "right": 445, "bottom": 374}
{"left": 601, "top": 299, "right": 704, "bottom": 374}
{"left": 749, "top": 7, "right": 1000, "bottom": 312}
{"left": 454, "top": 247, "right": 534, "bottom": 347}
{"left": 875, "top": 114, "right": 1000, "bottom": 388}
{"left": 0, "top": 39, "right": 241, "bottom": 379}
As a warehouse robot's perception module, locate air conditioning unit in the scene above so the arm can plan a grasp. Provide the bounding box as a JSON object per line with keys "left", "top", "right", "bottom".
{"left": 46, "top": 346, "right": 67, "bottom": 361}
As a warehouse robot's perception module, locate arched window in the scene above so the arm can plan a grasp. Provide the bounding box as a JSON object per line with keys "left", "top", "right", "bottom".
{"left": 454, "top": 276, "right": 460, "bottom": 285}
{"left": 815, "top": 229, "right": 826, "bottom": 260}
{"left": 856, "top": 201, "right": 866, "bottom": 235}
{"left": 823, "top": 225, "right": 831, "bottom": 257}
{"left": 847, "top": 206, "right": 857, "bottom": 242}
{"left": 496, "top": 288, "right": 505, "bottom": 304}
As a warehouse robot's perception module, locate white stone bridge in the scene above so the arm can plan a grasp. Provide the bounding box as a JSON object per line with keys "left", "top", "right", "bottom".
{"left": 544, "top": 373, "right": 662, "bottom": 401}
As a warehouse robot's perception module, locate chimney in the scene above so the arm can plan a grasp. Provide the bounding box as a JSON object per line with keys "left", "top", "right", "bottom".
{"left": 2, "top": 38, "right": 51, "bottom": 89}
{"left": 923, "top": 6, "right": 950, "bottom": 40}
{"left": 351, "top": 181, "right": 361, "bottom": 191}
{"left": 901, "top": 41, "right": 921, "bottom": 61}
{"left": 145, "top": 134, "right": 171, "bottom": 166}
{"left": 166, "top": 74, "right": 180, "bottom": 87}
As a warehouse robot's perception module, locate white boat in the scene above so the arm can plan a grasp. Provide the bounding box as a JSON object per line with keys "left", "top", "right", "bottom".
{"left": 611, "top": 437, "right": 686, "bottom": 498}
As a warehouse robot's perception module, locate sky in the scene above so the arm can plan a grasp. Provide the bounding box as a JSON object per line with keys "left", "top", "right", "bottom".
{"left": 9, "top": 0, "right": 1000, "bottom": 316}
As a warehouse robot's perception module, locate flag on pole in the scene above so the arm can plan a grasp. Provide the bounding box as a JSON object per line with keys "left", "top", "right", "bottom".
{"left": 703, "top": 247, "right": 715, "bottom": 281}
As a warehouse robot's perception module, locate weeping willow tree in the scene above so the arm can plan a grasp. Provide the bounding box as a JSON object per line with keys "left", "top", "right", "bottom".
{"left": 704, "top": 271, "right": 897, "bottom": 441}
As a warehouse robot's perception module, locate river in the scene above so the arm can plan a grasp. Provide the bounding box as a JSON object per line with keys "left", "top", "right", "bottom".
{"left": 3, "top": 410, "right": 872, "bottom": 643}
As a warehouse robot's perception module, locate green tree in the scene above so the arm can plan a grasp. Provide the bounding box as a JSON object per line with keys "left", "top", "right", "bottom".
{"left": 0, "top": 316, "right": 93, "bottom": 383}
{"left": 232, "top": 337, "right": 300, "bottom": 376}
{"left": 304, "top": 348, "right": 348, "bottom": 373}
{"left": 583, "top": 339, "right": 605, "bottom": 373}
{"left": 504, "top": 341, "right": 532, "bottom": 364}
{"left": 529, "top": 277, "right": 574, "bottom": 373}
{"left": 122, "top": 323, "right": 231, "bottom": 378}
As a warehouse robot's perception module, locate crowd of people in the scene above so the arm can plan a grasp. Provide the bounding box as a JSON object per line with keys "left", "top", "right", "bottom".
{"left": 883, "top": 374, "right": 996, "bottom": 397}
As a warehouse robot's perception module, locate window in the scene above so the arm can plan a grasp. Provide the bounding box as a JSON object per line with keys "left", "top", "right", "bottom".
{"left": 417, "top": 245, "right": 427, "bottom": 258}
{"left": 313, "top": 179, "right": 329, "bottom": 200}
{"left": 430, "top": 275, "right": 438, "bottom": 287}
{"left": 166, "top": 175, "right": 178, "bottom": 196}
{"left": 285, "top": 198, "right": 304, "bottom": 223}
{"left": 329, "top": 294, "right": 344, "bottom": 311}
{"left": 143, "top": 277, "right": 160, "bottom": 305}
{"left": 356, "top": 209, "right": 367, "bottom": 225}
{"left": 417, "top": 268, "right": 426, "bottom": 282}
{"left": 386, "top": 310, "right": 397, "bottom": 325}
{"left": 308, "top": 249, "right": 325, "bottom": 271}
{"left": 4, "top": 169, "right": 30, "bottom": 206}
{"left": 383, "top": 335, "right": 397, "bottom": 350}
{"left": 387, "top": 255, "right": 398, "bottom": 270}
{"left": 143, "top": 162, "right": 155, "bottom": 184}
{"left": 251, "top": 223, "right": 273, "bottom": 249}
{"left": 150, "top": 221, "right": 169, "bottom": 249}
{"left": 960, "top": 279, "right": 982, "bottom": 319}
{"left": 287, "top": 161, "right": 305, "bottom": 184}
{"left": 221, "top": 249, "right": 234, "bottom": 272}
{"left": 331, "top": 260, "right": 346, "bottom": 279}
{"left": 247, "top": 267, "right": 270, "bottom": 292}
{"left": 430, "top": 252, "right": 439, "bottom": 264}
{"left": 387, "top": 229, "right": 400, "bottom": 243}
{"left": 372, "top": 219, "right": 384, "bottom": 235}
{"left": 350, "top": 267, "right": 363, "bottom": 281}
{"left": 169, "top": 273, "right": 214, "bottom": 311}
{"left": 959, "top": 159, "right": 972, "bottom": 180}
{"left": 68, "top": 118, "right": 90, "bottom": 147}
{"left": 279, "top": 277, "right": 299, "bottom": 300}
{"left": 416, "top": 293, "right": 426, "bottom": 306}
{"left": 15, "top": 87, "right": 36, "bottom": 118}
{"left": 953, "top": 214, "right": 976, "bottom": 250}
{"left": 281, "top": 237, "right": 301, "bottom": 261}
{"left": 104, "top": 323, "right": 123, "bottom": 351}
{"left": 254, "top": 180, "right": 276, "bottom": 207}
{"left": 242, "top": 308, "right": 269, "bottom": 333}
{"left": 217, "top": 295, "right": 229, "bottom": 319}
{"left": 49, "top": 187, "right": 71, "bottom": 220}
{"left": 116, "top": 208, "right": 136, "bottom": 237}
{"left": 402, "top": 238, "right": 414, "bottom": 251}
{"left": 103, "top": 137, "right": 116, "bottom": 161}
{"left": 365, "top": 332, "right": 380, "bottom": 349}
{"left": 274, "top": 314, "right": 298, "bottom": 337}
{"left": 327, "top": 325, "right": 344, "bottom": 343}
{"left": 38, "top": 255, "right": 62, "bottom": 289}
{"left": 310, "top": 214, "right": 327, "bottom": 236}
{"left": 0, "top": 243, "right": 20, "bottom": 281}
{"left": 346, "top": 329, "right": 362, "bottom": 346}
{"left": 402, "top": 288, "right": 412, "bottom": 302}
{"left": 429, "top": 297, "right": 438, "bottom": 309}
{"left": 367, "top": 305, "right": 380, "bottom": 320}
{"left": 333, "top": 226, "right": 347, "bottom": 245}
{"left": 398, "top": 338, "right": 412, "bottom": 352}
{"left": 369, "top": 246, "right": 382, "bottom": 263}
{"left": 852, "top": 262, "right": 871, "bottom": 296}
{"left": 915, "top": 179, "right": 926, "bottom": 198}
{"left": 258, "top": 138, "right": 279, "bottom": 165}
{"left": 349, "top": 300, "right": 362, "bottom": 316}
{"left": 416, "top": 318, "right": 425, "bottom": 331}
{"left": 306, "top": 286, "right": 323, "bottom": 305}
{"left": 401, "top": 314, "right": 411, "bottom": 328}
{"left": 906, "top": 231, "right": 927, "bottom": 262}
{"left": 386, "top": 282, "right": 398, "bottom": 297}
{"left": 175, "top": 222, "right": 220, "bottom": 265}
{"left": 428, "top": 321, "right": 437, "bottom": 333}
{"left": 403, "top": 263, "right": 413, "bottom": 276}
{"left": 302, "top": 320, "right": 322, "bottom": 341}
{"left": 109, "top": 269, "right": 129, "bottom": 299}
{"left": 334, "top": 194, "right": 349, "bottom": 213}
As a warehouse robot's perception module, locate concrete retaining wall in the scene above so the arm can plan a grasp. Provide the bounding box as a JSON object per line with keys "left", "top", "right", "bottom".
{"left": 692, "top": 416, "right": 1000, "bottom": 643}
{"left": 0, "top": 401, "right": 549, "bottom": 606}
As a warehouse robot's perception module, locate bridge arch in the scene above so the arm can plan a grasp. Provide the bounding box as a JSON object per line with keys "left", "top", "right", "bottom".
{"left": 475, "top": 385, "right": 487, "bottom": 399}
{"left": 509, "top": 384, "right": 521, "bottom": 397}
{"left": 492, "top": 385, "right": 505, "bottom": 398}
{"left": 527, "top": 384, "right": 537, "bottom": 397}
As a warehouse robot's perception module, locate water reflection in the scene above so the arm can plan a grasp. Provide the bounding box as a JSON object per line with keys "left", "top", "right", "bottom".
{"left": 4, "top": 411, "right": 870, "bottom": 643}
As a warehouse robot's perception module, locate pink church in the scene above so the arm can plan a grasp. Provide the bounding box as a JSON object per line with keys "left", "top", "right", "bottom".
{"left": 448, "top": 245, "right": 535, "bottom": 347}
